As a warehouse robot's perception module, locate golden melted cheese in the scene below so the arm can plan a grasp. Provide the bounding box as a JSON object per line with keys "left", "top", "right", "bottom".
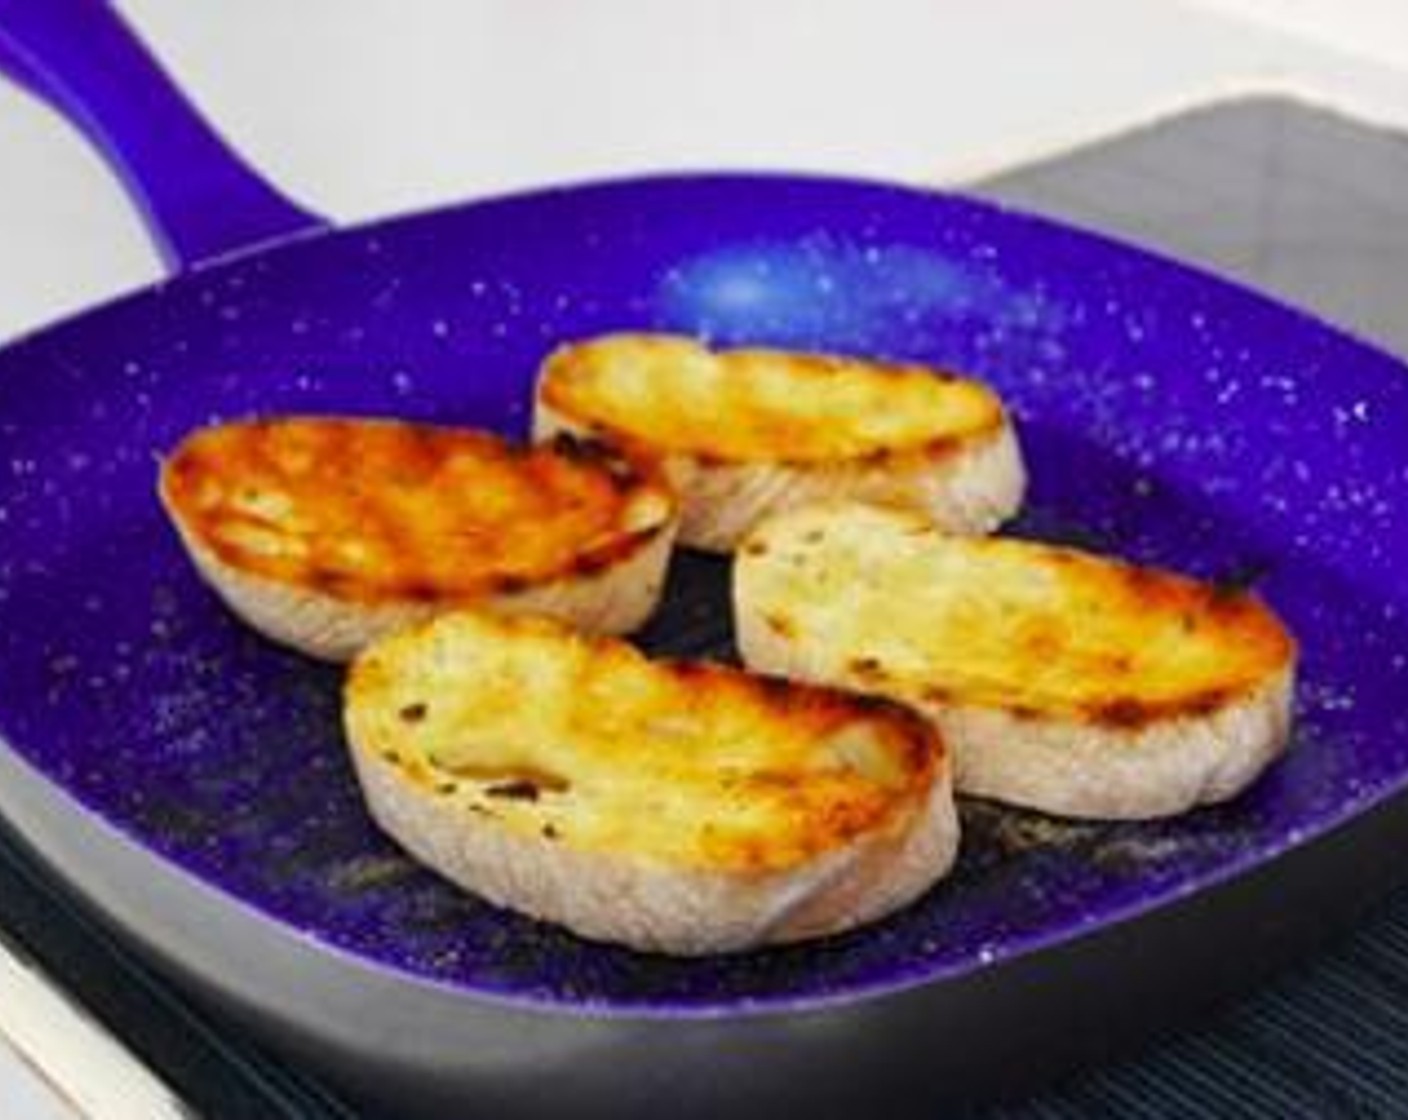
{"left": 345, "top": 611, "right": 941, "bottom": 872}
{"left": 738, "top": 503, "right": 1296, "bottom": 725}
{"left": 160, "top": 418, "right": 674, "bottom": 604}
{"left": 539, "top": 334, "right": 1006, "bottom": 464}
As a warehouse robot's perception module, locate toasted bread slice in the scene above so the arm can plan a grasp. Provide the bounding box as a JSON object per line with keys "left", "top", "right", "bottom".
{"left": 159, "top": 418, "right": 677, "bottom": 661}
{"left": 344, "top": 610, "right": 957, "bottom": 954}
{"left": 534, "top": 334, "right": 1025, "bottom": 552}
{"left": 735, "top": 503, "right": 1296, "bottom": 820}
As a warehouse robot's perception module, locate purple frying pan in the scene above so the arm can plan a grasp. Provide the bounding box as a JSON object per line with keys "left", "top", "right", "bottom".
{"left": 3, "top": 3, "right": 1408, "bottom": 1116}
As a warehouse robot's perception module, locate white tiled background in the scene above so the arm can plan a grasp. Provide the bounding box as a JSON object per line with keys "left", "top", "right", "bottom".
{"left": 3, "top": 2, "right": 1408, "bottom": 1116}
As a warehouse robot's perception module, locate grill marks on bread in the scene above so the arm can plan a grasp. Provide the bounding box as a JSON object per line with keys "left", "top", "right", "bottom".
{"left": 735, "top": 503, "right": 1296, "bottom": 819}
{"left": 161, "top": 419, "right": 673, "bottom": 605}
{"left": 343, "top": 611, "right": 960, "bottom": 951}
{"left": 347, "top": 611, "right": 943, "bottom": 873}
{"left": 538, "top": 333, "right": 1008, "bottom": 465}
{"left": 535, "top": 334, "right": 1026, "bottom": 551}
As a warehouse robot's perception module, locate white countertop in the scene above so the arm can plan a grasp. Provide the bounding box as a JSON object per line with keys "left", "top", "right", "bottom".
{"left": 3, "top": 1, "right": 1408, "bottom": 1115}
{"left": 0, "top": 934, "right": 185, "bottom": 1120}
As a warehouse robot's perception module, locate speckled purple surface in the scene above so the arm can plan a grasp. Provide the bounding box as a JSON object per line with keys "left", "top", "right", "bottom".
{"left": 1, "top": 175, "right": 1406, "bottom": 1014}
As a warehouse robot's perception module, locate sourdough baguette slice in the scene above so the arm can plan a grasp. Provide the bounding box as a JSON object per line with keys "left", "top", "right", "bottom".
{"left": 159, "top": 418, "right": 677, "bottom": 661}
{"left": 735, "top": 503, "right": 1297, "bottom": 820}
{"left": 534, "top": 333, "right": 1025, "bottom": 552}
{"left": 344, "top": 610, "right": 957, "bottom": 954}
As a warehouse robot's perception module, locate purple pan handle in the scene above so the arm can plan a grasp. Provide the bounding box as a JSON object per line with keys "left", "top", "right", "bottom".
{"left": 0, "top": 0, "right": 327, "bottom": 270}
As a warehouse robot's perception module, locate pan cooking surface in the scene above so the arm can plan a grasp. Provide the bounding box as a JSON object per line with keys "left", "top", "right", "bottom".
{"left": 1, "top": 176, "right": 1405, "bottom": 1011}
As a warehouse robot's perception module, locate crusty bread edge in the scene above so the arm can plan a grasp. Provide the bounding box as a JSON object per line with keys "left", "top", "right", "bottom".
{"left": 160, "top": 496, "right": 678, "bottom": 662}
{"left": 736, "top": 591, "right": 1296, "bottom": 822}
{"left": 534, "top": 397, "right": 1025, "bottom": 553}
{"left": 928, "top": 668, "right": 1294, "bottom": 819}
{"left": 345, "top": 733, "right": 959, "bottom": 954}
